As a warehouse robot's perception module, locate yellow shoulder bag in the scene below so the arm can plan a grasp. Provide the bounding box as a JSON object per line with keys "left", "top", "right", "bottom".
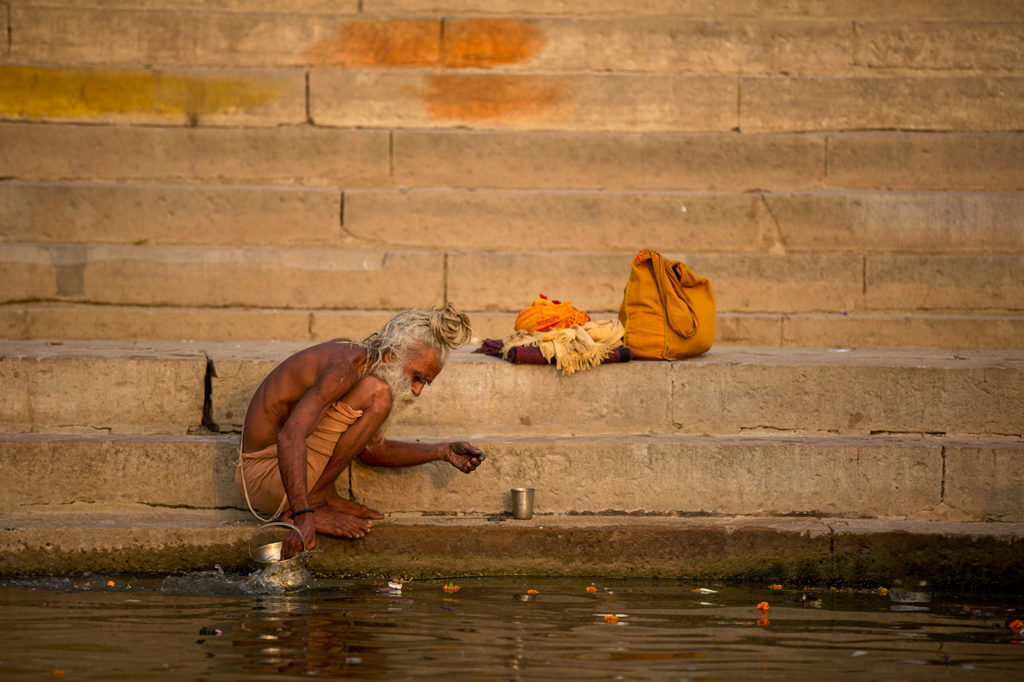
{"left": 617, "top": 249, "right": 715, "bottom": 359}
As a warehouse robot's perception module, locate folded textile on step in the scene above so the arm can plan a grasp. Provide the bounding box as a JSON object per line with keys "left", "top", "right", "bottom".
{"left": 485, "top": 319, "right": 628, "bottom": 375}
{"left": 475, "top": 338, "right": 632, "bottom": 368}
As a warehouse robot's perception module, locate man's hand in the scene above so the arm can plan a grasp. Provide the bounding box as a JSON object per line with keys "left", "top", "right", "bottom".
{"left": 282, "top": 511, "right": 316, "bottom": 559}
{"left": 445, "top": 442, "right": 486, "bottom": 473}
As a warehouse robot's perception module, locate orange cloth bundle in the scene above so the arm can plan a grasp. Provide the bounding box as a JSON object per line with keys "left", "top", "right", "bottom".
{"left": 514, "top": 294, "right": 591, "bottom": 332}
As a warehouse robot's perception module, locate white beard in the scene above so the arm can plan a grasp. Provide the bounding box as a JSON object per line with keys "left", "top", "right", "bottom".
{"left": 370, "top": 358, "right": 416, "bottom": 439}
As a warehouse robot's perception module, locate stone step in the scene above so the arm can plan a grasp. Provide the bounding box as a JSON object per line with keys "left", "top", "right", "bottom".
{"left": 7, "top": 64, "right": 1021, "bottom": 132}
{"left": 5, "top": 123, "right": 1022, "bottom": 193}
{"left": 10, "top": 0, "right": 1021, "bottom": 21}
{"left": 0, "top": 340, "right": 207, "bottom": 435}
{"left": 6, "top": 243, "right": 1022, "bottom": 316}
{"left": 1, "top": 506, "right": 1021, "bottom": 590}
{"left": 8, "top": 8, "right": 1022, "bottom": 74}
{"left": 4, "top": 305, "right": 1024, "bottom": 350}
{"left": 366, "top": 0, "right": 1024, "bottom": 21}
{"left": 0, "top": 434, "right": 243, "bottom": 511}
{"left": 3, "top": 341, "right": 1021, "bottom": 438}
{"left": 5, "top": 432, "right": 1020, "bottom": 523}
{"left": 7, "top": 182, "right": 1022, "bottom": 255}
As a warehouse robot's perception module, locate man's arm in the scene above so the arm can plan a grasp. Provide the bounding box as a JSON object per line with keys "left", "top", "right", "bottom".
{"left": 276, "top": 369, "right": 356, "bottom": 550}
{"left": 360, "top": 439, "right": 486, "bottom": 473}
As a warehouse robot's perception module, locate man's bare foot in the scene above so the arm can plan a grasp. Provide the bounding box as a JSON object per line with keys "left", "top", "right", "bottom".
{"left": 313, "top": 507, "right": 373, "bottom": 539}
{"left": 446, "top": 441, "right": 486, "bottom": 474}
{"left": 314, "top": 488, "right": 385, "bottom": 519}
{"left": 326, "top": 495, "right": 384, "bottom": 519}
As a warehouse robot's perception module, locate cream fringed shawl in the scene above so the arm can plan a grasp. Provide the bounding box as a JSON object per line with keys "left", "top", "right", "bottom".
{"left": 501, "top": 320, "right": 625, "bottom": 375}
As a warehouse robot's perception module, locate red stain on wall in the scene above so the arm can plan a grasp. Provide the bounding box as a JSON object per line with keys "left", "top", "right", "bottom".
{"left": 305, "top": 18, "right": 441, "bottom": 66}
{"left": 306, "top": 17, "right": 558, "bottom": 123}
{"left": 421, "top": 74, "right": 569, "bottom": 121}
{"left": 305, "top": 18, "right": 545, "bottom": 68}
{"left": 443, "top": 19, "right": 546, "bottom": 68}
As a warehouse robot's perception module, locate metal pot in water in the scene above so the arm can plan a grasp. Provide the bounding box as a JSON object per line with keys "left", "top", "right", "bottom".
{"left": 247, "top": 521, "right": 313, "bottom": 592}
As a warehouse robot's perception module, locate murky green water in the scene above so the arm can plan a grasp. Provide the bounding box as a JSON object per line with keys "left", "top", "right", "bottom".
{"left": 1, "top": 569, "right": 1021, "bottom": 680}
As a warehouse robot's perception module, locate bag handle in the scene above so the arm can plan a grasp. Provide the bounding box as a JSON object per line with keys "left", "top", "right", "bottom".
{"left": 643, "top": 249, "right": 699, "bottom": 340}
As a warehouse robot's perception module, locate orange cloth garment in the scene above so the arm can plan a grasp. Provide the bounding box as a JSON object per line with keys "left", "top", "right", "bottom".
{"left": 235, "top": 401, "right": 363, "bottom": 518}
{"left": 514, "top": 294, "right": 591, "bottom": 332}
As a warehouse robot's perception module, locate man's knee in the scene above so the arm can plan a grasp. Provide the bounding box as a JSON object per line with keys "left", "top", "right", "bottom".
{"left": 356, "top": 375, "right": 393, "bottom": 416}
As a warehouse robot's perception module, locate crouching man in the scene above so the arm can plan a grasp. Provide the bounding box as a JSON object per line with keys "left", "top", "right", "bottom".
{"left": 236, "top": 305, "right": 486, "bottom": 557}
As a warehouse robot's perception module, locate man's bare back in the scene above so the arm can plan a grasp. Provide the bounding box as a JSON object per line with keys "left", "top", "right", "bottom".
{"left": 242, "top": 340, "right": 364, "bottom": 455}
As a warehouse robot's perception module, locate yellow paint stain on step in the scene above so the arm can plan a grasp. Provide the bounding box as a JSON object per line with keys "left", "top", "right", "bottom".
{"left": 304, "top": 17, "right": 544, "bottom": 68}
{"left": 0, "top": 65, "right": 282, "bottom": 123}
{"left": 421, "top": 74, "right": 570, "bottom": 122}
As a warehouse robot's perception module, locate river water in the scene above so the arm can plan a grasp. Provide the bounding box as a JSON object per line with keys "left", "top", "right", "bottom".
{"left": 1, "top": 570, "right": 1021, "bottom": 680}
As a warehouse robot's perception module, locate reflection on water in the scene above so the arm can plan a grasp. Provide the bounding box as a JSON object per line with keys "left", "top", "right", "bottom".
{"left": 1, "top": 572, "right": 1022, "bottom": 680}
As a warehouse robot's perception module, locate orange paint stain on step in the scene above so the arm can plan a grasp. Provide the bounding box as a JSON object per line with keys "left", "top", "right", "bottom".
{"left": 421, "top": 74, "right": 569, "bottom": 122}
{"left": 305, "top": 18, "right": 440, "bottom": 66}
{"left": 443, "top": 19, "right": 546, "bottom": 68}
{"left": 304, "top": 18, "right": 544, "bottom": 68}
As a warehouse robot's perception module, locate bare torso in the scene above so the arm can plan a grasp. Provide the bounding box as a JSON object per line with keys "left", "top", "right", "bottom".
{"left": 241, "top": 339, "right": 366, "bottom": 453}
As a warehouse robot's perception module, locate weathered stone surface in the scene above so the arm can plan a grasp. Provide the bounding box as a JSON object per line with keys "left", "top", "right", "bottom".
{"left": 392, "top": 130, "right": 826, "bottom": 190}
{"left": 0, "top": 65, "right": 306, "bottom": 126}
{"left": 855, "top": 21, "right": 1024, "bottom": 71}
{"left": 828, "top": 518, "right": 1024, "bottom": 591}
{"left": 311, "top": 71, "right": 738, "bottom": 132}
{"left": 865, "top": 254, "right": 1024, "bottom": 313}
{"left": 310, "top": 310, "right": 422, "bottom": 343}
{"left": 2, "top": 8, "right": 855, "bottom": 75}
{"left": 345, "top": 190, "right": 783, "bottom": 253}
{"left": 353, "top": 434, "right": 944, "bottom": 518}
{"left": 0, "top": 506, "right": 256, "bottom": 575}
{"left": 780, "top": 313, "right": 1024, "bottom": 350}
{"left": 365, "top": 0, "right": 1024, "bottom": 20}
{"left": 447, "top": 251, "right": 863, "bottom": 313}
{"left": 345, "top": 189, "right": 1024, "bottom": 254}
{"left": 826, "top": 133, "right": 1024, "bottom": 192}
{"left": 0, "top": 342, "right": 206, "bottom": 435}
{"left": 766, "top": 191, "right": 1024, "bottom": 254}
{"left": 0, "top": 434, "right": 243, "bottom": 510}
{"left": 0, "top": 245, "right": 444, "bottom": 309}
{"left": 742, "top": 77, "right": 1024, "bottom": 132}
{"left": 517, "top": 17, "right": 853, "bottom": 75}
{"left": 0, "top": 305, "right": 317, "bottom": 342}
{"left": 396, "top": 354, "right": 675, "bottom": 439}
{"left": 0, "top": 182, "right": 342, "bottom": 246}
{"left": 3, "top": 509, "right": 1022, "bottom": 588}
{"left": 8, "top": 306, "right": 1020, "bottom": 351}
{"left": 944, "top": 443, "right": 1024, "bottom": 522}
{"left": 686, "top": 252, "right": 864, "bottom": 313}
{"left": 11, "top": 0, "right": 355, "bottom": 11}
{"left": 9, "top": 6, "right": 351, "bottom": 67}
{"left": 671, "top": 347, "right": 1024, "bottom": 437}
{"left": 0, "top": 123, "right": 390, "bottom": 187}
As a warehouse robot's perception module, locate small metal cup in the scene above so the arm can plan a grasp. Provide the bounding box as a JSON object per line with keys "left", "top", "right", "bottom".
{"left": 511, "top": 487, "right": 534, "bottom": 520}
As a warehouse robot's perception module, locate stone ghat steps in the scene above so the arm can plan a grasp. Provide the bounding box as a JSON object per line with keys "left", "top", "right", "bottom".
{"left": 9, "top": 10, "right": 1024, "bottom": 74}
{"left": 5, "top": 305, "right": 1024, "bottom": 351}
{"left": 6, "top": 125, "right": 1021, "bottom": 193}
{"left": 5, "top": 244, "right": 1021, "bottom": 318}
{"left": 7, "top": 183, "right": 1023, "bottom": 254}
{"left": 3, "top": 432, "right": 1022, "bottom": 523}
{"left": 5, "top": 67, "right": 1022, "bottom": 132}
{"left": 7, "top": 7, "right": 1023, "bottom": 73}
{"left": 8, "top": 0, "right": 1023, "bottom": 20}
{"left": 2, "top": 341, "right": 1022, "bottom": 438}
{"left": 2, "top": 507, "right": 1022, "bottom": 590}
